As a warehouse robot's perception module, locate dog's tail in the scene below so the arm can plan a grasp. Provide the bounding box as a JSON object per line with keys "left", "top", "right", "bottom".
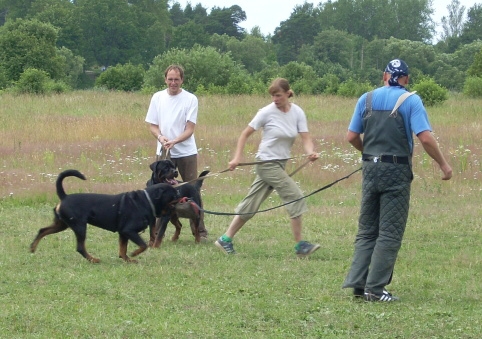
{"left": 195, "top": 170, "right": 210, "bottom": 190}
{"left": 56, "top": 169, "right": 87, "bottom": 200}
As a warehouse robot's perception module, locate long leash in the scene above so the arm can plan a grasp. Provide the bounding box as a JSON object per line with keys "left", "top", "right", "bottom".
{"left": 173, "top": 156, "right": 301, "bottom": 188}
{"left": 200, "top": 167, "right": 362, "bottom": 216}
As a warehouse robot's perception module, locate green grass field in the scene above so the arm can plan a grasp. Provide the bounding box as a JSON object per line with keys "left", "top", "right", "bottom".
{"left": 0, "top": 92, "right": 481, "bottom": 338}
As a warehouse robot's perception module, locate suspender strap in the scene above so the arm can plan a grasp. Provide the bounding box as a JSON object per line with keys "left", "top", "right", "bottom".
{"left": 390, "top": 91, "right": 417, "bottom": 117}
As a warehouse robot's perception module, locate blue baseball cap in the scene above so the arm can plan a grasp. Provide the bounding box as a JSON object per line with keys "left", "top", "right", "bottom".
{"left": 385, "top": 59, "right": 409, "bottom": 86}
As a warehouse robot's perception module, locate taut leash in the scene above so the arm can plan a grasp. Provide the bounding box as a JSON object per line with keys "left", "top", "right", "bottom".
{"left": 199, "top": 167, "right": 362, "bottom": 216}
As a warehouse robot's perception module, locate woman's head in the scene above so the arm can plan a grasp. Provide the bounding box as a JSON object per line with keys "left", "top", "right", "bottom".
{"left": 268, "top": 78, "right": 294, "bottom": 98}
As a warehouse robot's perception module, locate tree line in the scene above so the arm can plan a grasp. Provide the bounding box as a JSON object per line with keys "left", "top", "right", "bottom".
{"left": 0, "top": 0, "right": 481, "bottom": 100}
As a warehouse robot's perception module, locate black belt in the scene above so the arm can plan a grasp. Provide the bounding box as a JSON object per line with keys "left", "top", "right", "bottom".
{"left": 362, "top": 154, "right": 409, "bottom": 165}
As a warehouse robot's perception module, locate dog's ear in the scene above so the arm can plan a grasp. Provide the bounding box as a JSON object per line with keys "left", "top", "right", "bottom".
{"left": 149, "top": 161, "right": 157, "bottom": 171}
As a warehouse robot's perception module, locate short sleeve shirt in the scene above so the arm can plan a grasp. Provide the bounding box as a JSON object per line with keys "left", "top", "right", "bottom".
{"left": 249, "top": 102, "right": 308, "bottom": 160}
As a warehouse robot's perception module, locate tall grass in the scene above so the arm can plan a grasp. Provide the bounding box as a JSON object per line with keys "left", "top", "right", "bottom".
{"left": 0, "top": 91, "right": 481, "bottom": 338}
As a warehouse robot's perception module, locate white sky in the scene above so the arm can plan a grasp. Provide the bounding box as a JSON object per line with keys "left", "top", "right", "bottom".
{"left": 173, "top": 0, "right": 480, "bottom": 41}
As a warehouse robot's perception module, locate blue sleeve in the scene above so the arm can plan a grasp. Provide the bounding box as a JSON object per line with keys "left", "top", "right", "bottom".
{"left": 348, "top": 93, "right": 367, "bottom": 134}
{"left": 405, "top": 95, "right": 432, "bottom": 136}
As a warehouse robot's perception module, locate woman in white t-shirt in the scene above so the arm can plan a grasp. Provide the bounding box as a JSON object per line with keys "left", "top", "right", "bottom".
{"left": 215, "top": 78, "right": 320, "bottom": 257}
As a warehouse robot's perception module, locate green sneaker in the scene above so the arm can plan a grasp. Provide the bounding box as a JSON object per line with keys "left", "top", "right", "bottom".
{"left": 215, "top": 237, "right": 236, "bottom": 254}
{"left": 295, "top": 241, "right": 320, "bottom": 257}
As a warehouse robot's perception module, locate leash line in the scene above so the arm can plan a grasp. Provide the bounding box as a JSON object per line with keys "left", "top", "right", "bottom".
{"left": 174, "top": 156, "right": 302, "bottom": 187}
{"left": 200, "top": 167, "right": 362, "bottom": 216}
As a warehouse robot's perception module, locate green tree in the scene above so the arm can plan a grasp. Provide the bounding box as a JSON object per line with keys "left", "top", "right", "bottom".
{"left": 380, "top": 37, "right": 436, "bottom": 75}
{"left": 429, "top": 57, "right": 465, "bottom": 91}
{"left": 25, "top": 0, "right": 81, "bottom": 55}
{"left": 0, "top": 0, "right": 35, "bottom": 22}
{"left": 451, "top": 40, "right": 482, "bottom": 73}
{"left": 56, "top": 46, "right": 84, "bottom": 88}
{"left": 313, "top": 29, "right": 359, "bottom": 69}
{"left": 460, "top": 4, "right": 482, "bottom": 44}
{"left": 272, "top": 3, "right": 321, "bottom": 64}
{"left": 74, "top": 0, "right": 139, "bottom": 67}
{"left": 169, "top": 21, "right": 210, "bottom": 49}
{"left": 129, "top": 0, "right": 170, "bottom": 65}
{"left": 185, "top": 3, "right": 208, "bottom": 24}
{"left": 467, "top": 48, "right": 482, "bottom": 77}
{"left": 169, "top": 1, "right": 187, "bottom": 26}
{"left": 225, "top": 34, "right": 274, "bottom": 74}
{"left": 205, "top": 5, "right": 246, "bottom": 39}
{"left": 318, "top": 0, "right": 434, "bottom": 43}
{"left": 0, "top": 18, "right": 64, "bottom": 82}
{"left": 441, "top": 0, "right": 466, "bottom": 40}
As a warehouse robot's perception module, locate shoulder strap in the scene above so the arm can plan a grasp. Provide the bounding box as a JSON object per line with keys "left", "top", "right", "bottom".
{"left": 366, "top": 91, "right": 373, "bottom": 111}
{"left": 363, "top": 91, "right": 373, "bottom": 118}
{"left": 390, "top": 91, "right": 417, "bottom": 116}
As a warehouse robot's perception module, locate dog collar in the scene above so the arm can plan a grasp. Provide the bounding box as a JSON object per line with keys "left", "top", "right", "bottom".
{"left": 143, "top": 190, "right": 157, "bottom": 217}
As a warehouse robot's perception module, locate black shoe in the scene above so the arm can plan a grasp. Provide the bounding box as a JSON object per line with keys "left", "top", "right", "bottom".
{"left": 353, "top": 288, "right": 364, "bottom": 299}
{"left": 364, "top": 289, "right": 399, "bottom": 302}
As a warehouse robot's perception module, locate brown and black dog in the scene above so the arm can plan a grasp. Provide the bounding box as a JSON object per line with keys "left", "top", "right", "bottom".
{"left": 146, "top": 160, "right": 209, "bottom": 246}
{"left": 30, "top": 169, "right": 179, "bottom": 263}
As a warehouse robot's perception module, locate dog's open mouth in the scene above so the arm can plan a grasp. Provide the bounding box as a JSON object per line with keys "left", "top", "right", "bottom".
{"left": 163, "top": 178, "right": 178, "bottom": 186}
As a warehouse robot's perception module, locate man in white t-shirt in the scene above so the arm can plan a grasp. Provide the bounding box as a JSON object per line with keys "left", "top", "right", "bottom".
{"left": 145, "top": 64, "right": 207, "bottom": 238}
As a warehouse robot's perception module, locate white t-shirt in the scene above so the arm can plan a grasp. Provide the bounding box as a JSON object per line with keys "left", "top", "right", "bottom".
{"left": 145, "top": 89, "right": 198, "bottom": 157}
{"left": 249, "top": 102, "right": 308, "bottom": 160}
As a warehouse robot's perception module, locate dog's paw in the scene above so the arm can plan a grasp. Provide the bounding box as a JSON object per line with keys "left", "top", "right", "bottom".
{"left": 88, "top": 257, "right": 101, "bottom": 263}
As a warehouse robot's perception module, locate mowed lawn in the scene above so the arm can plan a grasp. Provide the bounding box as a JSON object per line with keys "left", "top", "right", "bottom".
{"left": 0, "top": 92, "right": 481, "bottom": 338}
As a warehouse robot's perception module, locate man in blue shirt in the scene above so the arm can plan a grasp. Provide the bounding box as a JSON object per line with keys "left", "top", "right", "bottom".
{"left": 342, "top": 59, "right": 452, "bottom": 302}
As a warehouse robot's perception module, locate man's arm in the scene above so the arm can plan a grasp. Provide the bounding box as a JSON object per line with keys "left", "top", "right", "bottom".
{"left": 346, "top": 130, "right": 363, "bottom": 152}
{"left": 417, "top": 130, "right": 452, "bottom": 180}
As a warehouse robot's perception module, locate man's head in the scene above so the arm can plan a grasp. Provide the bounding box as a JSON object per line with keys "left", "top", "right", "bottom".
{"left": 164, "top": 65, "right": 185, "bottom": 95}
{"left": 383, "top": 59, "right": 409, "bottom": 87}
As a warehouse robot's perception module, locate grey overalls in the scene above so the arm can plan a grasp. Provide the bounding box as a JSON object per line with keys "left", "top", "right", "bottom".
{"left": 343, "top": 91, "right": 414, "bottom": 295}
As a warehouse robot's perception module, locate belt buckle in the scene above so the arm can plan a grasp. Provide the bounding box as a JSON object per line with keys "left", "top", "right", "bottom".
{"left": 373, "top": 156, "right": 379, "bottom": 163}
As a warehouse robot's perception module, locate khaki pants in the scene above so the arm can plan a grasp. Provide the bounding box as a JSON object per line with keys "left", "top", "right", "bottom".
{"left": 235, "top": 160, "right": 308, "bottom": 221}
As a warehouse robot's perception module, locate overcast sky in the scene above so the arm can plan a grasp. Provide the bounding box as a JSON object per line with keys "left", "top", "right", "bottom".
{"left": 173, "top": 0, "right": 480, "bottom": 41}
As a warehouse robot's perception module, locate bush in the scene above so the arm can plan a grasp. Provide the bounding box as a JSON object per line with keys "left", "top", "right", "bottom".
{"left": 95, "top": 63, "right": 145, "bottom": 91}
{"left": 319, "top": 74, "right": 340, "bottom": 94}
{"left": 144, "top": 46, "right": 238, "bottom": 93}
{"left": 337, "top": 79, "right": 374, "bottom": 97}
{"left": 463, "top": 76, "right": 482, "bottom": 98}
{"left": 224, "top": 70, "right": 253, "bottom": 95}
{"left": 411, "top": 77, "right": 448, "bottom": 106}
{"left": 47, "top": 81, "right": 71, "bottom": 94}
{"left": 467, "top": 48, "right": 482, "bottom": 77}
{"left": 15, "top": 68, "right": 50, "bottom": 94}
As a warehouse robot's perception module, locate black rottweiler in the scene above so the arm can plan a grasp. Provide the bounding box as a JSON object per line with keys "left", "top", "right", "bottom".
{"left": 30, "top": 169, "right": 179, "bottom": 263}
{"left": 146, "top": 160, "right": 209, "bottom": 246}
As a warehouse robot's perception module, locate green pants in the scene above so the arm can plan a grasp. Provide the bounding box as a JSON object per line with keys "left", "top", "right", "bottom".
{"left": 343, "top": 161, "right": 412, "bottom": 294}
{"left": 235, "top": 160, "right": 308, "bottom": 221}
